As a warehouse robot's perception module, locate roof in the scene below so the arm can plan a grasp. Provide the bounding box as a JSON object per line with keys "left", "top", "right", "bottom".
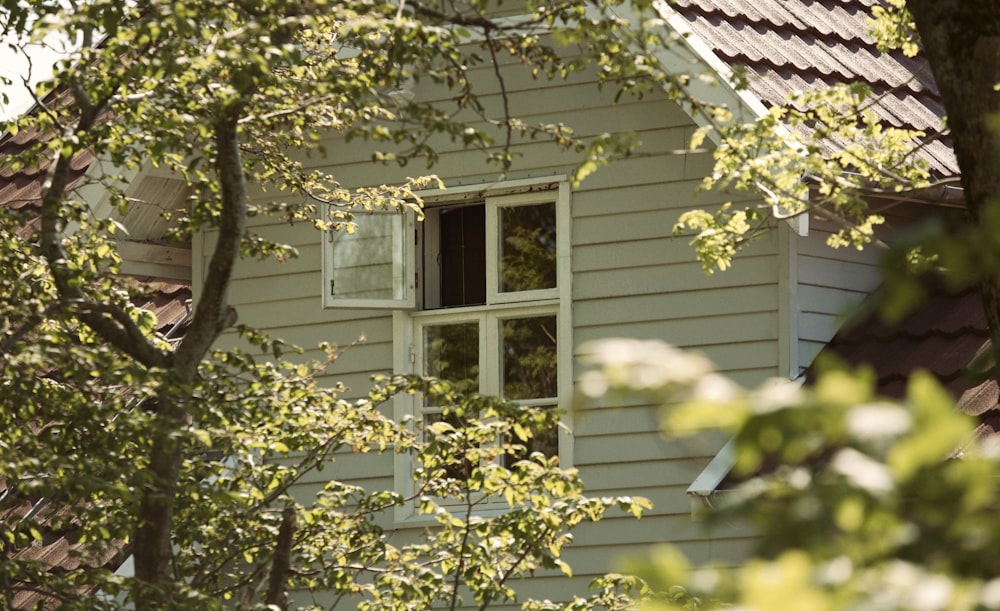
{"left": 126, "top": 279, "right": 192, "bottom": 338}
{"left": 671, "top": 1, "right": 997, "bottom": 430}
{"left": 817, "top": 280, "right": 1000, "bottom": 440}
{"left": 671, "top": 0, "right": 958, "bottom": 177}
{"left": 0, "top": 101, "right": 191, "bottom": 609}
{"left": 0, "top": 485, "right": 132, "bottom": 609}
{"left": 0, "top": 126, "right": 96, "bottom": 217}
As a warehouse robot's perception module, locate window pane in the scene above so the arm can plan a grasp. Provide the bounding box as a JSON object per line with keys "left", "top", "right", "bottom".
{"left": 330, "top": 213, "right": 405, "bottom": 300}
{"left": 424, "top": 322, "right": 480, "bottom": 399}
{"left": 439, "top": 205, "right": 486, "bottom": 307}
{"left": 501, "top": 315, "right": 557, "bottom": 400}
{"left": 500, "top": 203, "right": 556, "bottom": 293}
{"left": 504, "top": 407, "right": 559, "bottom": 467}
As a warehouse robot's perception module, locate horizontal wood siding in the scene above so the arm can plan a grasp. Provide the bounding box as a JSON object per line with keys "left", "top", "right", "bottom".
{"left": 570, "top": 162, "right": 778, "bottom": 574}
{"left": 196, "top": 46, "right": 775, "bottom": 607}
{"left": 794, "top": 219, "right": 884, "bottom": 373}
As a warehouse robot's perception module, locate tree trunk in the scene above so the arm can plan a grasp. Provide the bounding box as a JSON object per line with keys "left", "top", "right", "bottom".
{"left": 132, "top": 103, "right": 248, "bottom": 607}
{"left": 906, "top": 0, "right": 1000, "bottom": 381}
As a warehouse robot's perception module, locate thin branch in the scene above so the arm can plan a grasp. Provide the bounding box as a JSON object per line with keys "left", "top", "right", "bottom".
{"left": 477, "top": 524, "right": 553, "bottom": 611}
{"left": 407, "top": 1, "right": 500, "bottom": 31}
{"left": 483, "top": 30, "right": 513, "bottom": 172}
{"left": 810, "top": 204, "right": 891, "bottom": 250}
{"left": 448, "top": 468, "right": 478, "bottom": 611}
{"left": 237, "top": 93, "right": 337, "bottom": 124}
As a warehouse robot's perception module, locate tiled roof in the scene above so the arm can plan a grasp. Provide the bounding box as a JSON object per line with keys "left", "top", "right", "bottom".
{"left": 0, "top": 483, "right": 132, "bottom": 609}
{"left": 1, "top": 100, "right": 191, "bottom": 608}
{"left": 817, "top": 280, "right": 999, "bottom": 440}
{"left": 126, "top": 279, "right": 192, "bottom": 338}
{"left": 671, "top": 0, "right": 958, "bottom": 177}
{"left": 0, "top": 105, "right": 97, "bottom": 214}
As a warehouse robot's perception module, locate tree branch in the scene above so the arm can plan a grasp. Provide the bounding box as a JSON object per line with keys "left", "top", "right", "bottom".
{"left": 37, "top": 91, "right": 171, "bottom": 370}
{"left": 171, "top": 101, "right": 246, "bottom": 378}
{"left": 484, "top": 29, "right": 514, "bottom": 172}
{"left": 264, "top": 506, "right": 296, "bottom": 609}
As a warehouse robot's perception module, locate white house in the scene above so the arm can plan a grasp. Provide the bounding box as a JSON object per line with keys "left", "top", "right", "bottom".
{"left": 191, "top": 1, "right": 956, "bottom": 603}
{"left": 0, "top": 0, "right": 962, "bottom": 607}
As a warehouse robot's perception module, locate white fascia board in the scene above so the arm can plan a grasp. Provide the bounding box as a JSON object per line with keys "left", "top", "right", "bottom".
{"left": 117, "top": 241, "right": 193, "bottom": 282}
{"left": 651, "top": 1, "right": 771, "bottom": 128}
{"left": 648, "top": 2, "right": 809, "bottom": 238}
{"left": 687, "top": 437, "right": 736, "bottom": 497}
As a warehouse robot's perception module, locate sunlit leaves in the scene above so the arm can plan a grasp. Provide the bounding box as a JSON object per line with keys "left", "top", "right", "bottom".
{"left": 676, "top": 82, "right": 933, "bottom": 272}
{"left": 868, "top": 0, "right": 920, "bottom": 57}
{"left": 338, "top": 376, "right": 655, "bottom": 610}
{"left": 0, "top": 0, "right": 773, "bottom": 607}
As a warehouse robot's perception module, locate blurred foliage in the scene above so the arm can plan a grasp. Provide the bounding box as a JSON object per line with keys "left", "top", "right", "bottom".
{"left": 580, "top": 338, "right": 1000, "bottom": 611}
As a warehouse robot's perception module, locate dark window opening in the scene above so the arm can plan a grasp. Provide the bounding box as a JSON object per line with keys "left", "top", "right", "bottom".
{"left": 437, "top": 204, "right": 486, "bottom": 307}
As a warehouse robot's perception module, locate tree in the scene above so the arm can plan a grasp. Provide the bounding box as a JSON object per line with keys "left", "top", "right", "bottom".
{"left": 674, "top": 1, "right": 1000, "bottom": 369}
{"left": 0, "top": 1, "right": 670, "bottom": 608}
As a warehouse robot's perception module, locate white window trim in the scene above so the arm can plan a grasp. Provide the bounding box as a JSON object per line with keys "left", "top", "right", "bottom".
{"left": 486, "top": 191, "right": 561, "bottom": 305}
{"left": 392, "top": 178, "right": 573, "bottom": 524}
{"left": 321, "top": 210, "right": 416, "bottom": 309}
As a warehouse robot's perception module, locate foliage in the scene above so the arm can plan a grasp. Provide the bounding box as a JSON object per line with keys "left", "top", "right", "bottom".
{"left": 670, "top": 1, "right": 980, "bottom": 276}
{"left": 0, "top": 0, "right": 676, "bottom": 607}
{"left": 356, "top": 377, "right": 651, "bottom": 611}
{"left": 4, "top": 0, "right": 998, "bottom": 607}
{"left": 675, "top": 78, "right": 938, "bottom": 272}
{"left": 0, "top": 300, "right": 650, "bottom": 610}
{"left": 581, "top": 339, "right": 1000, "bottom": 611}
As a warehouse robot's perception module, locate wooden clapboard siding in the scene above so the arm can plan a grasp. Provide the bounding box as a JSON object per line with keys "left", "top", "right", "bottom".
{"left": 568, "top": 222, "right": 777, "bottom": 576}
{"left": 794, "top": 220, "right": 884, "bottom": 373}
{"left": 193, "top": 40, "right": 780, "bottom": 607}
{"left": 560, "top": 83, "right": 780, "bottom": 577}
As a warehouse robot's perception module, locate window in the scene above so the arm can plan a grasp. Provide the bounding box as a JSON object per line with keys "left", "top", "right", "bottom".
{"left": 322, "top": 210, "right": 415, "bottom": 308}
{"left": 323, "top": 177, "right": 571, "bottom": 520}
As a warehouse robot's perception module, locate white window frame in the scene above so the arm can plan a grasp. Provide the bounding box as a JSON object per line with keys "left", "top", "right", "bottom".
{"left": 392, "top": 178, "right": 573, "bottom": 523}
{"left": 486, "top": 192, "right": 561, "bottom": 306}
{"left": 322, "top": 210, "right": 416, "bottom": 309}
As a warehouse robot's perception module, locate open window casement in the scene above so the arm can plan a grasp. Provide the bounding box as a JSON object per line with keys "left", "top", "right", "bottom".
{"left": 387, "top": 177, "right": 572, "bottom": 522}
{"left": 419, "top": 190, "right": 561, "bottom": 310}
{"left": 323, "top": 209, "right": 416, "bottom": 309}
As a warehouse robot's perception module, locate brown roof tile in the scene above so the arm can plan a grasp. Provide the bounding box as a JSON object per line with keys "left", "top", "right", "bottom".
{"left": 673, "top": 0, "right": 958, "bottom": 176}
{"left": 0, "top": 111, "right": 98, "bottom": 212}
{"left": 126, "top": 279, "right": 192, "bottom": 336}
{"left": 0, "top": 476, "right": 133, "bottom": 605}
{"left": 816, "top": 280, "right": 998, "bottom": 434}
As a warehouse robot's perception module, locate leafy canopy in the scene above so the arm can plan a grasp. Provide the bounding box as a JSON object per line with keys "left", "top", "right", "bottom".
{"left": 581, "top": 339, "right": 1000, "bottom": 611}
{"left": 0, "top": 0, "right": 679, "bottom": 608}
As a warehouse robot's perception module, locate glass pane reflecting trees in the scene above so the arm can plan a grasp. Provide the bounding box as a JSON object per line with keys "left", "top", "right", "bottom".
{"left": 501, "top": 315, "right": 557, "bottom": 401}
{"left": 424, "top": 322, "right": 479, "bottom": 399}
{"left": 499, "top": 203, "right": 556, "bottom": 294}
